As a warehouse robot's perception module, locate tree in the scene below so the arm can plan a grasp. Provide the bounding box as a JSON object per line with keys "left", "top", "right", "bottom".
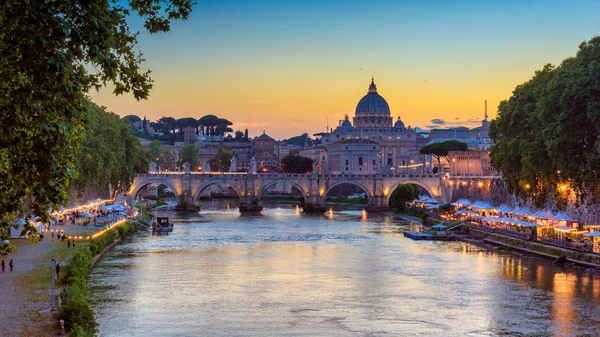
{"left": 180, "top": 144, "right": 199, "bottom": 170}
{"left": 419, "top": 140, "right": 468, "bottom": 177}
{"left": 123, "top": 115, "right": 141, "bottom": 124}
{"left": 73, "top": 100, "right": 148, "bottom": 197}
{"left": 244, "top": 129, "right": 249, "bottom": 141}
{"left": 281, "top": 155, "right": 313, "bottom": 173}
{"left": 198, "top": 115, "right": 220, "bottom": 135}
{"left": 235, "top": 131, "right": 244, "bottom": 141}
{"left": 489, "top": 37, "right": 600, "bottom": 207}
{"left": 0, "top": 0, "right": 193, "bottom": 251}
{"left": 388, "top": 184, "right": 419, "bottom": 212}
{"left": 208, "top": 145, "right": 232, "bottom": 172}
{"left": 176, "top": 117, "right": 198, "bottom": 134}
{"left": 282, "top": 133, "right": 310, "bottom": 146}
{"left": 157, "top": 117, "right": 177, "bottom": 135}
{"left": 147, "top": 140, "right": 163, "bottom": 164}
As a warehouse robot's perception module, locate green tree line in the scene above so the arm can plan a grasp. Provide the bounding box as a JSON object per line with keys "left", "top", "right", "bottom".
{"left": 0, "top": 0, "right": 193, "bottom": 254}
{"left": 490, "top": 37, "right": 600, "bottom": 207}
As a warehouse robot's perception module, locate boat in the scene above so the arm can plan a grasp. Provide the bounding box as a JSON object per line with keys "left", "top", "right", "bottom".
{"left": 152, "top": 216, "right": 173, "bottom": 235}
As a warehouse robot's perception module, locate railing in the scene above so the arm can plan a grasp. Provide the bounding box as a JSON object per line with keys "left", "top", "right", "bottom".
{"left": 135, "top": 172, "right": 446, "bottom": 179}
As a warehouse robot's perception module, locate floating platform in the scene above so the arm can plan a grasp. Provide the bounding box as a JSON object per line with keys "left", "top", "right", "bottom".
{"left": 404, "top": 232, "right": 433, "bottom": 240}
{"left": 403, "top": 232, "right": 456, "bottom": 241}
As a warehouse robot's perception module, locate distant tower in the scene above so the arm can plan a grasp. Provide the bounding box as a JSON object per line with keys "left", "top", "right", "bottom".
{"left": 484, "top": 100, "right": 488, "bottom": 122}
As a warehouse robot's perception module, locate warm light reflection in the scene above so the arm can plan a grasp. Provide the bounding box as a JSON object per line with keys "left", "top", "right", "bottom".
{"left": 328, "top": 208, "right": 333, "bottom": 220}
{"left": 361, "top": 209, "right": 367, "bottom": 221}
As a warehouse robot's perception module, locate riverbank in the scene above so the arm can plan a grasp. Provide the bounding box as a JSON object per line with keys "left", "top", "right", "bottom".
{"left": 385, "top": 211, "right": 423, "bottom": 224}
{"left": 0, "top": 222, "right": 99, "bottom": 337}
{"left": 464, "top": 225, "right": 600, "bottom": 269}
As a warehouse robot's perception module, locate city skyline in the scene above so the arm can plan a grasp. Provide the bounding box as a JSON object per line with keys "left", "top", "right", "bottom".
{"left": 89, "top": 0, "right": 600, "bottom": 139}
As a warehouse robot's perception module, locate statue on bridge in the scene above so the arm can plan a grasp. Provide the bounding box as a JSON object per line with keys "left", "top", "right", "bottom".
{"left": 202, "top": 161, "right": 211, "bottom": 173}
{"left": 250, "top": 156, "right": 257, "bottom": 174}
{"left": 183, "top": 162, "right": 191, "bottom": 174}
{"left": 229, "top": 155, "right": 237, "bottom": 172}
{"left": 149, "top": 162, "right": 157, "bottom": 173}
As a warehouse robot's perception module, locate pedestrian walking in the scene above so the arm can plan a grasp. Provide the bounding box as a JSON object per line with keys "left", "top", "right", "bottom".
{"left": 51, "top": 231, "right": 54, "bottom": 240}
{"left": 72, "top": 241, "right": 76, "bottom": 249}
{"left": 9, "top": 259, "right": 13, "bottom": 272}
{"left": 1, "top": 260, "right": 4, "bottom": 273}
{"left": 55, "top": 263, "right": 61, "bottom": 279}
{"left": 67, "top": 239, "right": 70, "bottom": 248}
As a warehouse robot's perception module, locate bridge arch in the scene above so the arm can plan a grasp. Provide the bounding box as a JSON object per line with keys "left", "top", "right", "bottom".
{"left": 259, "top": 181, "right": 308, "bottom": 199}
{"left": 324, "top": 181, "right": 373, "bottom": 200}
{"left": 384, "top": 179, "right": 439, "bottom": 206}
{"left": 194, "top": 182, "right": 242, "bottom": 202}
{"left": 129, "top": 179, "right": 182, "bottom": 204}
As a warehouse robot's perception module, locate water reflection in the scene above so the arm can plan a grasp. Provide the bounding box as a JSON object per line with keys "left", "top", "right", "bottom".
{"left": 90, "top": 206, "right": 600, "bottom": 336}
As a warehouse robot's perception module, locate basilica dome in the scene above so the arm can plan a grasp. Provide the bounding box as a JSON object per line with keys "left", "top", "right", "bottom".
{"left": 355, "top": 78, "right": 391, "bottom": 116}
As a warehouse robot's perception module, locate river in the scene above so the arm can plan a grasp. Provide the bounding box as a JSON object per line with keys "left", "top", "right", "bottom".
{"left": 90, "top": 203, "right": 600, "bottom": 336}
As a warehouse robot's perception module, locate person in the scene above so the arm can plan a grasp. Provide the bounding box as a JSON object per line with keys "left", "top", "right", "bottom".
{"left": 1, "top": 260, "right": 4, "bottom": 273}
{"left": 55, "top": 263, "right": 61, "bottom": 279}
{"left": 67, "top": 239, "right": 70, "bottom": 248}
{"left": 51, "top": 231, "right": 54, "bottom": 240}
{"left": 72, "top": 241, "right": 76, "bottom": 249}
{"left": 9, "top": 259, "right": 13, "bottom": 272}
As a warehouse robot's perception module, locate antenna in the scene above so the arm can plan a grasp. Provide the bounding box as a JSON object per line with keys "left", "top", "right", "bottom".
{"left": 484, "top": 100, "right": 488, "bottom": 121}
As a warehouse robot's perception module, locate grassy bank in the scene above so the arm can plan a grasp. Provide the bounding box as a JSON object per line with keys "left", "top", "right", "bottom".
{"left": 56, "top": 221, "right": 137, "bottom": 336}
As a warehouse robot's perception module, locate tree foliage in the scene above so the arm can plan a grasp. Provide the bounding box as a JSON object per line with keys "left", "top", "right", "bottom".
{"left": 282, "top": 133, "right": 310, "bottom": 146}
{"left": 208, "top": 145, "right": 232, "bottom": 172}
{"left": 180, "top": 144, "right": 199, "bottom": 169}
{"left": 489, "top": 37, "right": 600, "bottom": 207}
{"left": 281, "top": 155, "right": 313, "bottom": 173}
{"left": 123, "top": 115, "right": 141, "bottom": 124}
{"left": 0, "top": 0, "right": 192, "bottom": 251}
{"left": 388, "top": 184, "right": 419, "bottom": 212}
{"left": 419, "top": 140, "right": 468, "bottom": 176}
{"left": 73, "top": 100, "right": 149, "bottom": 197}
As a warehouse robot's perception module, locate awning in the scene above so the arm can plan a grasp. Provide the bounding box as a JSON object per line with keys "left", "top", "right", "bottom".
{"left": 432, "top": 224, "right": 446, "bottom": 229}
{"left": 554, "top": 226, "right": 575, "bottom": 232}
{"left": 584, "top": 232, "right": 600, "bottom": 237}
{"left": 553, "top": 212, "right": 578, "bottom": 222}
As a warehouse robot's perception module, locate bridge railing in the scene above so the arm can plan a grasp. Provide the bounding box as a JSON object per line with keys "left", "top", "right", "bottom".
{"left": 135, "top": 172, "right": 502, "bottom": 179}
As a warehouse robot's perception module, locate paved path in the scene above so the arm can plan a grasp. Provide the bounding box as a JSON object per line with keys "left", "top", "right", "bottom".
{"left": 0, "top": 223, "right": 100, "bottom": 337}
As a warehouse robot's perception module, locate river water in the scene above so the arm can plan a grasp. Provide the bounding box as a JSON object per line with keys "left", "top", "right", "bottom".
{"left": 90, "top": 203, "right": 600, "bottom": 336}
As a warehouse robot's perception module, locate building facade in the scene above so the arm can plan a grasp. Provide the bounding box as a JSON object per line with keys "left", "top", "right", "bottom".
{"left": 316, "top": 78, "right": 433, "bottom": 174}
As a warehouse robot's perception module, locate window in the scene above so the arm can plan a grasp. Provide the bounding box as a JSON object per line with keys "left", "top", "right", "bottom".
{"left": 345, "top": 167, "right": 349, "bottom": 171}
{"left": 345, "top": 159, "right": 349, "bottom": 165}
{"left": 373, "top": 160, "right": 376, "bottom": 165}
{"left": 358, "top": 157, "right": 363, "bottom": 166}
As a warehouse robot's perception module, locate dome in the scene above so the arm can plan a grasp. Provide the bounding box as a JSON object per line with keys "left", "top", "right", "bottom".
{"left": 394, "top": 117, "right": 405, "bottom": 128}
{"left": 355, "top": 78, "right": 391, "bottom": 116}
{"left": 338, "top": 115, "right": 353, "bottom": 131}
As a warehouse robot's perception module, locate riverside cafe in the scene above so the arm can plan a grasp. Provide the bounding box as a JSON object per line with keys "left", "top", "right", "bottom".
{"left": 407, "top": 195, "right": 440, "bottom": 210}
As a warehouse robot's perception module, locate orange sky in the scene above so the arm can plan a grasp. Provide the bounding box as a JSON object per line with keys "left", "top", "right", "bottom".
{"left": 89, "top": 1, "right": 600, "bottom": 139}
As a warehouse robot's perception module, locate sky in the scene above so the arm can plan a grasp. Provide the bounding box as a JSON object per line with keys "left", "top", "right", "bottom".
{"left": 90, "top": 0, "right": 600, "bottom": 139}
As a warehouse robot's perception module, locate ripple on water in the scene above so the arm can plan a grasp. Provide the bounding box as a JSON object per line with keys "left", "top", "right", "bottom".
{"left": 91, "top": 209, "right": 600, "bottom": 337}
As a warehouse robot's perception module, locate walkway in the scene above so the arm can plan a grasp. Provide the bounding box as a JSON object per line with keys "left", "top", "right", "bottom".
{"left": 0, "top": 223, "right": 99, "bottom": 337}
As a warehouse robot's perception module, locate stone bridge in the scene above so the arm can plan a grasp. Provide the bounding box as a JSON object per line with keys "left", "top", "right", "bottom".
{"left": 127, "top": 172, "right": 502, "bottom": 212}
{"left": 127, "top": 172, "right": 450, "bottom": 212}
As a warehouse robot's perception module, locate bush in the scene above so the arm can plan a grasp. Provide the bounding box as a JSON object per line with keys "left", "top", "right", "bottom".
{"left": 57, "top": 250, "right": 96, "bottom": 335}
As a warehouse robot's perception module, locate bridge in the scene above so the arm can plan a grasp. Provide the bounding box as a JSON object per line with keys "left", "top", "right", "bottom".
{"left": 128, "top": 172, "right": 501, "bottom": 212}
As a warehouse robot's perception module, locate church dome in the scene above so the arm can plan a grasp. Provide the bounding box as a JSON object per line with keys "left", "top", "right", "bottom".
{"left": 394, "top": 117, "right": 405, "bottom": 128}
{"left": 338, "top": 115, "right": 353, "bottom": 131}
{"left": 355, "top": 78, "right": 391, "bottom": 116}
